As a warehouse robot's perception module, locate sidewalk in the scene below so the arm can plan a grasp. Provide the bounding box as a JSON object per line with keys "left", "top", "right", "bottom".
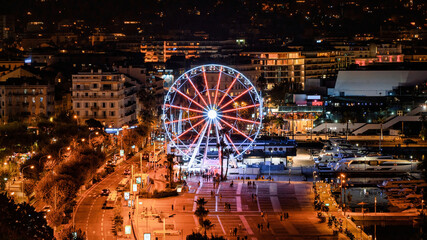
{"left": 316, "top": 182, "right": 372, "bottom": 240}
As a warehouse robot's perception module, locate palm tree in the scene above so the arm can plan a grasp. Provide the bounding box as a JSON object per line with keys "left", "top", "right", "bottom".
{"left": 273, "top": 116, "right": 285, "bottom": 136}
{"left": 200, "top": 219, "right": 215, "bottom": 236}
{"left": 194, "top": 197, "right": 209, "bottom": 225}
{"left": 166, "top": 154, "right": 175, "bottom": 187}
{"left": 195, "top": 197, "right": 208, "bottom": 207}
{"left": 223, "top": 148, "right": 234, "bottom": 179}
{"left": 216, "top": 134, "right": 227, "bottom": 181}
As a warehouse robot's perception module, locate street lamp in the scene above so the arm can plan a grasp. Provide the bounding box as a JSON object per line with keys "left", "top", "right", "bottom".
{"left": 89, "top": 131, "right": 99, "bottom": 144}
{"left": 59, "top": 147, "right": 71, "bottom": 157}
{"left": 21, "top": 165, "right": 34, "bottom": 202}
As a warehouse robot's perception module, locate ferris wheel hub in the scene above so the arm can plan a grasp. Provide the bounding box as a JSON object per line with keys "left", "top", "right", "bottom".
{"left": 207, "top": 109, "right": 218, "bottom": 120}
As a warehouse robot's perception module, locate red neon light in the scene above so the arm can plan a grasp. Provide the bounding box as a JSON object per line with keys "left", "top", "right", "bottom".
{"left": 186, "top": 73, "right": 208, "bottom": 107}
{"left": 213, "top": 67, "right": 223, "bottom": 105}
{"left": 220, "top": 119, "right": 253, "bottom": 141}
{"left": 164, "top": 104, "right": 204, "bottom": 113}
{"left": 222, "top": 115, "right": 260, "bottom": 124}
{"left": 173, "top": 119, "right": 205, "bottom": 141}
{"left": 172, "top": 87, "right": 205, "bottom": 109}
{"left": 220, "top": 87, "right": 253, "bottom": 110}
{"left": 221, "top": 103, "right": 260, "bottom": 113}
{"left": 165, "top": 115, "right": 203, "bottom": 124}
{"left": 202, "top": 67, "right": 212, "bottom": 105}
{"left": 217, "top": 73, "right": 240, "bottom": 106}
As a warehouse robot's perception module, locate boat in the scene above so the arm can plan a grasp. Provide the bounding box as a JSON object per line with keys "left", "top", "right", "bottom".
{"left": 334, "top": 157, "right": 419, "bottom": 173}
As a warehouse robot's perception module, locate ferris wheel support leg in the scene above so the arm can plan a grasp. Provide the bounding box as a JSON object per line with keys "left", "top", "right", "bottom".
{"left": 188, "top": 122, "right": 209, "bottom": 170}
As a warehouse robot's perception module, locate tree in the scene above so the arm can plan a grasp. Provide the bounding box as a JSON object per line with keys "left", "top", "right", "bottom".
{"left": 200, "top": 219, "right": 215, "bottom": 236}
{"left": 223, "top": 148, "right": 234, "bottom": 179}
{"left": 58, "top": 226, "right": 86, "bottom": 240}
{"left": 194, "top": 197, "right": 209, "bottom": 226}
{"left": 0, "top": 193, "right": 54, "bottom": 239}
{"left": 85, "top": 118, "right": 104, "bottom": 129}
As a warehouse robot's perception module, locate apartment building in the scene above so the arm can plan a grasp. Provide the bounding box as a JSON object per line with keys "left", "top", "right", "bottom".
{"left": 0, "top": 77, "right": 54, "bottom": 123}
{"left": 240, "top": 51, "right": 305, "bottom": 90}
{"left": 72, "top": 69, "right": 137, "bottom": 127}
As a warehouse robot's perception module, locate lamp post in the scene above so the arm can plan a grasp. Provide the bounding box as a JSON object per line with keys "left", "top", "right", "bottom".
{"left": 89, "top": 131, "right": 99, "bottom": 145}
{"left": 340, "top": 173, "right": 346, "bottom": 208}
{"left": 20, "top": 165, "right": 34, "bottom": 202}
{"left": 59, "top": 147, "right": 70, "bottom": 158}
{"left": 39, "top": 155, "right": 52, "bottom": 170}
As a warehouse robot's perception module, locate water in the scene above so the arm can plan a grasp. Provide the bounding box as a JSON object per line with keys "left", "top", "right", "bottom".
{"left": 342, "top": 187, "right": 388, "bottom": 212}
{"left": 357, "top": 221, "right": 421, "bottom": 240}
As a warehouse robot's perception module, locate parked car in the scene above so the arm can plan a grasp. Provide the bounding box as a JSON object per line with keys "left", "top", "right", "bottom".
{"left": 123, "top": 169, "right": 131, "bottom": 175}
{"left": 41, "top": 205, "right": 51, "bottom": 218}
{"left": 101, "top": 189, "right": 111, "bottom": 196}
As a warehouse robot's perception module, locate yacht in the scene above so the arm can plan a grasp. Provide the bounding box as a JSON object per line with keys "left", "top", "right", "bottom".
{"left": 334, "top": 157, "right": 419, "bottom": 173}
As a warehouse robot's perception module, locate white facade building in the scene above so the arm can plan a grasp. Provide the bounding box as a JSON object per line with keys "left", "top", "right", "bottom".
{"left": 72, "top": 69, "right": 138, "bottom": 127}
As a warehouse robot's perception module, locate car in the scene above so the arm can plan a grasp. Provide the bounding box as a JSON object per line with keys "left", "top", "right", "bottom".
{"left": 101, "top": 189, "right": 110, "bottom": 196}
{"left": 123, "top": 169, "right": 131, "bottom": 175}
{"left": 40, "top": 205, "right": 51, "bottom": 218}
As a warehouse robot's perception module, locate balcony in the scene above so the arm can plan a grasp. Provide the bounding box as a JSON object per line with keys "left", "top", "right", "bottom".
{"left": 91, "top": 106, "right": 100, "bottom": 111}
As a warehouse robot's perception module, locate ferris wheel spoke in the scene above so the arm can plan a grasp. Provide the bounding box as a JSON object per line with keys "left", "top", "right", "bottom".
{"left": 217, "top": 73, "right": 240, "bottom": 106}
{"left": 188, "top": 121, "right": 209, "bottom": 150}
{"left": 219, "top": 119, "right": 253, "bottom": 141}
{"left": 165, "top": 115, "right": 203, "bottom": 124}
{"left": 222, "top": 115, "right": 261, "bottom": 124}
{"left": 225, "top": 134, "right": 240, "bottom": 155}
{"left": 172, "top": 119, "right": 205, "bottom": 142}
{"left": 202, "top": 67, "right": 212, "bottom": 105}
{"left": 164, "top": 104, "right": 204, "bottom": 114}
{"left": 185, "top": 73, "right": 208, "bottom": 107}
{"left": 172, "top": 87, "right": 205, "bottom": 109}
{"left": 219, "top": 86, "right": 253, "bottom": 110}
{"left": 213, "top": 66, "right": 223, "bottom": 105}
{"left": 221, "top": 103, "right": 261, "bottom": 113}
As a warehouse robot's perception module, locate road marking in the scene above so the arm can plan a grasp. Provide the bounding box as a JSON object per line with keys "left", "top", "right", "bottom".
{"left": 192, "top": 196, "right": 197, "bottom": 212}
{"left": 239, "top": 215, "right": 254, "bottom": 235}
{"left": 196, "top": 181, "right": 203, "bottom": 194}
{"left": 216, "top": 184, "right": 221, "bottom": 195}
{"left": 215, "top": 195, "right": 218, "bottom": 212}
{"left": 216, "top": 215, "right": 226, "bottom": 235}
{"left": 269, "top": 183, "right": 277, "bottom": 195}
{"left": 270, "top": 196, "right": 282, "bottom": 212}
{"left": 237, "top": 182, "right": 242, "bottom": 195}
{"left": 236, "top": 196, "right": 242, "bottom": 212}
{"left": 282, "top": 221, "right": 299, "bottom": 235}
{"left": 256, "top": 185, "right": 261, "bottom": 212}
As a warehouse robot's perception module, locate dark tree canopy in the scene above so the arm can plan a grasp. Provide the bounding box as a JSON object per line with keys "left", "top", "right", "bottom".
{"left": 0, "top": 193, "right": 54, "bottom": 240}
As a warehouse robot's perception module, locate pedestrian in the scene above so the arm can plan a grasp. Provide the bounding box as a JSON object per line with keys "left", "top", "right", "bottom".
{"left": 280, "top": 214, "right": 283, "bottom": 221}
{"left": 260, "top": 223, "right": 263, "bottom": 231}
{"left": 234, "top": 227, "right": 237, "bottom": 236}
{"left": 171, "top": 204, "right": 174, "bottom": 211}
{"left": 267, "top": 222, "right": 270, "bottom": 230}
{"left": 257, "top": 223, "right": 260, "bottom": 232}
{"left": 129, "top": 212, "right": 131, "bottom": 219}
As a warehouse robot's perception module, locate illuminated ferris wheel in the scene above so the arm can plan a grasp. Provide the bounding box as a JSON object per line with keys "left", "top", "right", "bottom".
{"left": 162, "top": 64, "right": 263, "bottom": 167}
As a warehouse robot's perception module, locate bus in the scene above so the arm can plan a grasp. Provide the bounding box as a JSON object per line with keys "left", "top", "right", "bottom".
{"left": 116, "top": 177, "right": 129, "bottom": 192}
{"left": 104, "top": 190, "right": 118, "bottom": 209}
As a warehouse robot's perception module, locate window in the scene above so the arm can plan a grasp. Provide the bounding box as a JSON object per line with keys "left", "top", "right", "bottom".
{"left": 93, "top": 84, "right": 98, "bottom": 88}
{"left": 93, "top": 112, "right": 97, "bottom": 117}
{"left": 85, "top": 93, "right": 88, "bottom": 97}
{"left": 110, "top": 111, "right": 115, "bottom": 116}
{"left": 24, "top": 89, "right": 27, "bottom": 94}
{"left": 94, "top": 102, "right": 97, "bottom": 107}
{"left": 85, "top": 103, "right": 89, "bottom": 107}
{"left": 110, "top": 103, "right": 114, "bottom": 108}
{"left": 94, "top": 93, "right": 97, "bottom": 97}
{"left": 76, "top": 85, "right": 80, "bottom": 89}
{"left": 102, "top": 111, "right": 106, "bottom": 117}
{"left": 32, "top": 97, "right": 35, "bottom": 103}
{"left": 40, "top": 97, "right": 43, "bottom": 103}
{"left": 111, "top": 93, "right": 114, "bottom": 97}
{"left": 102, "top": 102, "right": 106, "bottom": 108}
{"left": 32, "top": 89, "right": 36, "bottom": 95}
{"left": 77, "top": 102, "right": 80, "bottom": 108}
{"left": 85, "top": 111, "right": 88, "bottom": 116}
{"left": 76, "top": 111, "right": 80, "bottom": 116}
{"left": 40, "top": 89, "right": 43, "bottom": 94}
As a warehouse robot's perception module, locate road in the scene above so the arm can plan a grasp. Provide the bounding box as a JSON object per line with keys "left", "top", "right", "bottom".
{"left": 74, "top": 155, "right": 139, "bottom": 240}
